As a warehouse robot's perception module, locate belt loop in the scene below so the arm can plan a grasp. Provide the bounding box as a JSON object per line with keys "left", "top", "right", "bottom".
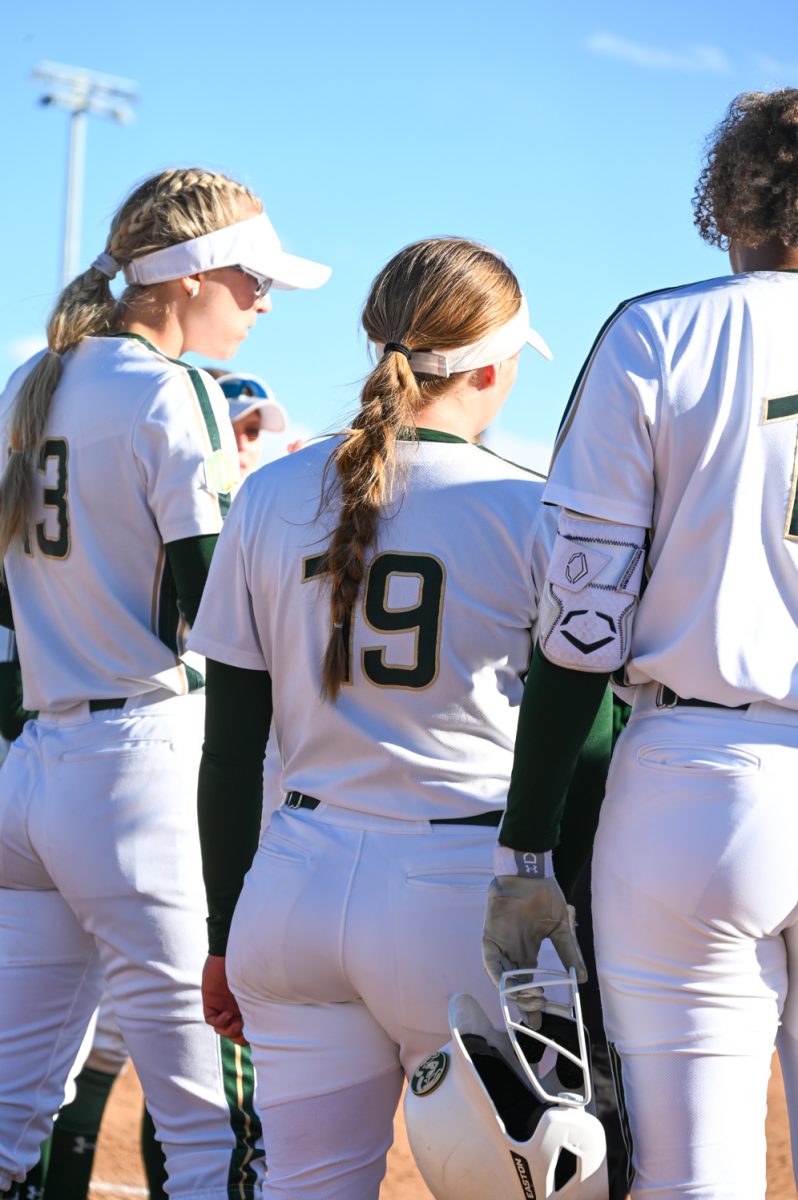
{"left": 656, "top": 684, "right": 677, "bottom": 709}
{"left": 284, "top": 791, "right": 303, "bottom": 809}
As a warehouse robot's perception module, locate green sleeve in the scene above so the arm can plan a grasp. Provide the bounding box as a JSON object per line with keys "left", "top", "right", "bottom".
{"left": 0, "top": 582, "right": 14, "bottom": 630}
{"left": 0, "top": 656, "right": 35, "bottom": 740}
{"left": 198, "top": 657, "right": 273, "bottom": 956}
{"left": 612, "top": 694, "right": 632, "bottom": 745}
{"left": 499, "top": 643, "right": 610, "bottom": 854}
{"left": 552, "top": 688, "right": 613, "bottom": 899}
{"left": 164, "top": 534, "right": 218, "bottom": 626}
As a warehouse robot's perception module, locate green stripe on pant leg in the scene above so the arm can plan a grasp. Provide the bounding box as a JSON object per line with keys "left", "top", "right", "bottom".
{"left": 608, "top": 1041, "right": 635, "bottom": 1197}
{"left": 220, "top": 1038, "right": 265, "bottom": 1198}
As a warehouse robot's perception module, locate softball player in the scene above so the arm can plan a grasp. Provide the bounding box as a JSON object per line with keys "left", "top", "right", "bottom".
{"left": 13, "top": 371, "right": 294, "bottom": 1200}
{"left": 189, "top": 236, "right": 612, "bottom": 1199}
{"left": 483, "top": 89, "right": 798, "bottom": 1199}
{"left": 217, "top": 372, "right": 287, "bottom": 477}
{"left": 0, "top": 166, "right": 330, "bottom": 1198}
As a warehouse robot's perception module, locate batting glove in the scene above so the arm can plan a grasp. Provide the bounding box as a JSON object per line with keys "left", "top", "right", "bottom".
{"left": 482, "top": 848, "right": 587, "bottom": 1029}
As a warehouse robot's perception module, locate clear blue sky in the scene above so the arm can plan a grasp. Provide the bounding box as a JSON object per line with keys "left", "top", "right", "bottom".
{"left": 2, "top": 0, "right": 796, "bottom": 469}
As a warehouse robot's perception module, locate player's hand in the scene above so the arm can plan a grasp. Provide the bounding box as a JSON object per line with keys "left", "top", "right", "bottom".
{"left": 482, "top": 874, "right": 587, "bottom": 1029}
{"left": 202, "top": 954, "right": 248, "bottom": 1046}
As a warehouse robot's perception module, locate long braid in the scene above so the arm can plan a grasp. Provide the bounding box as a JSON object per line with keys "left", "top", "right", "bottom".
{"left": 321, "top": 356, "right": 419, "bottom": 696}
{"left": 320, "top": 236, "right": 523, "bottom": 700}
{"left": 0, "top": 168, "right": 260, "bottom": 561}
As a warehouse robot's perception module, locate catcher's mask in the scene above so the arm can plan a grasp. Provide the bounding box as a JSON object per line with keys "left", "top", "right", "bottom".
{"left": 403, "top": 968, "right": 608, "bottom": 1200}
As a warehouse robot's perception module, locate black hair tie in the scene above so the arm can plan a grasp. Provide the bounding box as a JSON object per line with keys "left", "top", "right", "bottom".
{"left": 384, "top": 341, "right": 412, "bottom": 360}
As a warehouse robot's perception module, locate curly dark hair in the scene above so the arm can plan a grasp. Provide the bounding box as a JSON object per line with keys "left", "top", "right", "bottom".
{"left": 693, "top": 89, "right": 798, "bottom": 248}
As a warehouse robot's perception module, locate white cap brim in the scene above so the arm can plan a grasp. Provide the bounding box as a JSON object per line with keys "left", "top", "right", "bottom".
{"left": 229, "top": 397, "right": 287, "bottom": 432}
{"left": 525, "top": 326, "right": 553, "bottom": 362}
{"left": 124, "top": 213, "right": 331, "bottom": 292}
{"left": 254, "top": 248, "right": 332, "bottom": 292}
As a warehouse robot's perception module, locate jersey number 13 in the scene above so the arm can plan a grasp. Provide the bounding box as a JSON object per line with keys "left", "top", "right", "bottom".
{"left": 22, "top": 438, "right": 70, "bottom": 559}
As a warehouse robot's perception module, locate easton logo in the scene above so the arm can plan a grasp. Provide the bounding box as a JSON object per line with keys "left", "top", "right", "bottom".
{"left": 510, "top": 1151, "right": 537, "bottom": 1198}
{"left": 410, "top": 1050, "right": 449, "bottom": 1097}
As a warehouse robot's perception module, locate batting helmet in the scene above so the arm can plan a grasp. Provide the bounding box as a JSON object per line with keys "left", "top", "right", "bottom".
{"left": 403, "top": 968, "right": 608, "bottom": 1200}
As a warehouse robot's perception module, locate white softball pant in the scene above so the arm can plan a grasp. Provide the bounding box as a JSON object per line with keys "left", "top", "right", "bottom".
{"left": 0, "top": 693, "right": 263, "bottom": 1199}
{"left": 227, "top": 802, "right": 503, "bottom": 1199}
{"left": 593, "top": 690, "right": 798, "bottom": 1199}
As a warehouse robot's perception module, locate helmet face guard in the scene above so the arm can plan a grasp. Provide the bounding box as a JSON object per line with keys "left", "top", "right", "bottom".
{"left": 500, "top": 967, "right": 593, "bottom": 1109}
{"left": 404, "top": 968, "right": 608, "bottom": 1200}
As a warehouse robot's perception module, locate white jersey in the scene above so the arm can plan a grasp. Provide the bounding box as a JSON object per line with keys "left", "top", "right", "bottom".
{"left": 191, "top": 432, "right": 554, "bottom": 820}
{"left": 545, "top": 269, "right": 798, "bottom": 708}
{"left": 0, "top": 335, "right": 238, "bottom": 712}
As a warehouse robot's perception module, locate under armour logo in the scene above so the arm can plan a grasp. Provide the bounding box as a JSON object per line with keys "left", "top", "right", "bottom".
{"left": 72, "top": 1136, "right": 96, "bottom": 1156}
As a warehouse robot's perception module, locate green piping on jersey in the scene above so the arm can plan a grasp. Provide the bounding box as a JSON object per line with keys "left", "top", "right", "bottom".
{"left": 220, "top": 1038, "right": 264, "bottom": 1199}
{"left": 400, "top": 427, "right": 546, "bottom": 477}
{"left": 475, "top": 441, "right": 546, "bottom": 480}
{"left": 402, "top": 427, "right": 470, "bottom": 444}
{"left": 115, "top": 333, "right": 231, "bottom": 516}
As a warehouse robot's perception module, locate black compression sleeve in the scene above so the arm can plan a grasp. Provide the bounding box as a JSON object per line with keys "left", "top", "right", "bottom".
{"left": 198, "top": 658, "right": 272, "bottom": 956}
{"left": 164, "top": 535, "right": 218, "bottom": 627}
{"left": 499, "top": 643, "right": 611, "bottom": 853}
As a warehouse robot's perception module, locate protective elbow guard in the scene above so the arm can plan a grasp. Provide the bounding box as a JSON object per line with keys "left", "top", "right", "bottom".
{"left": 539, "top": 511, "right": 646, "bottom": 673}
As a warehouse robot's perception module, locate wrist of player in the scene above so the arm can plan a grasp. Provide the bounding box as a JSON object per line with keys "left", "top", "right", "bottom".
{"left": 493, "top": 845, "right": 554, "bottom": 879}
{"left": 483, "top": 851, "right": 588, "bottom": 1008}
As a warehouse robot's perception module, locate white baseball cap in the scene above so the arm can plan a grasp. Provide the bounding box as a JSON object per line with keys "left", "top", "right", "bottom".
{"left": 218, "top": 373, "right": 287, "bottom": 433}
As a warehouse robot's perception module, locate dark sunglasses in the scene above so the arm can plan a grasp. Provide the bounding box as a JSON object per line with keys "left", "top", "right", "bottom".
{"left": 231, "top": 265, "right": 273, "bottom": 300}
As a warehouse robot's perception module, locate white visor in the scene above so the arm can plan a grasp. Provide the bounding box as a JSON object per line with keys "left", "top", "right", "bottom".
{"left": 374, "top": 293, "right": 552, "bottom": 377}
{"left": 123, "top": 212, "right": 331, "bottom": 292}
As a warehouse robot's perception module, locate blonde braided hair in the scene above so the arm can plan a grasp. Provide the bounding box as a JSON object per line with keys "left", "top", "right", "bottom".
{"left": 320, "top": 236, "right": 522, "bottom": 699}
{"left": 0, "top": 168, "right": 261, "bottom": 560}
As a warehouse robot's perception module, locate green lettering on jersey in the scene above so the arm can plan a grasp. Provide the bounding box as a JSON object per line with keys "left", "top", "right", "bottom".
{"left": 302, "top": 552, "right": 353, "bottom": 684}
{"left": 301, "top": 550, "right": 446, "bottom": 691}
{"left": 35, "top": 438, "right": 70, "bottom": 559}
{"left": 362, "top": 552, "right": 446, "bottom": 690}
{"left": 764, "top": 393, "right": 798, "bottom": 540}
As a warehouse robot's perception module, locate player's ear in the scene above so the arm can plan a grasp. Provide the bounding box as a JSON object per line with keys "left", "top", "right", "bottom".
{"left": 180, "top": 275, "right": 202, "bottom": 299}
{"left": 472, "top": 364, "right": 498, "bottom": 391}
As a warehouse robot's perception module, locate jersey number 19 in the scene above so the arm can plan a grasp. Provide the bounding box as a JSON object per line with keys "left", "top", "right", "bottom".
{"left": 302, "top": 551, "right": 446, "bottom": 690}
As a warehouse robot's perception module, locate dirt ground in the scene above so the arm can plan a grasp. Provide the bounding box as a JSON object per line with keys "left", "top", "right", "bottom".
{"left": 90, "top": 1058, "right": 796, "bottom": 1199}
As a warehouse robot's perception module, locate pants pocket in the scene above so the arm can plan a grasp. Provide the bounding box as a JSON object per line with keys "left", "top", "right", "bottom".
{"left": 636, "top": 743, "right": 760, "bottom": 777}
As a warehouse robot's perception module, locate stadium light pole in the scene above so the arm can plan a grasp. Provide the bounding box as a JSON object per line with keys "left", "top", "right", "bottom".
{"left": 34, "top": 62, "right": 138, "bottom": 287}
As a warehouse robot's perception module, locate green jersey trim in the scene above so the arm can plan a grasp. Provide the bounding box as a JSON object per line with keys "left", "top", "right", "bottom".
{"left": 115, "top": 333, "right": 231, "bottom": 516}
{"left": 397, "top": 427, "right": 471, "bottom": 444}
{"left": 397, "top": 428, "right": 546, "bottom": 477}
{"left": 552, "top": 279, "right": 701, "bottom": 467}
{"left": 475, "top": 441, "right": 546, "bottom": 480}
